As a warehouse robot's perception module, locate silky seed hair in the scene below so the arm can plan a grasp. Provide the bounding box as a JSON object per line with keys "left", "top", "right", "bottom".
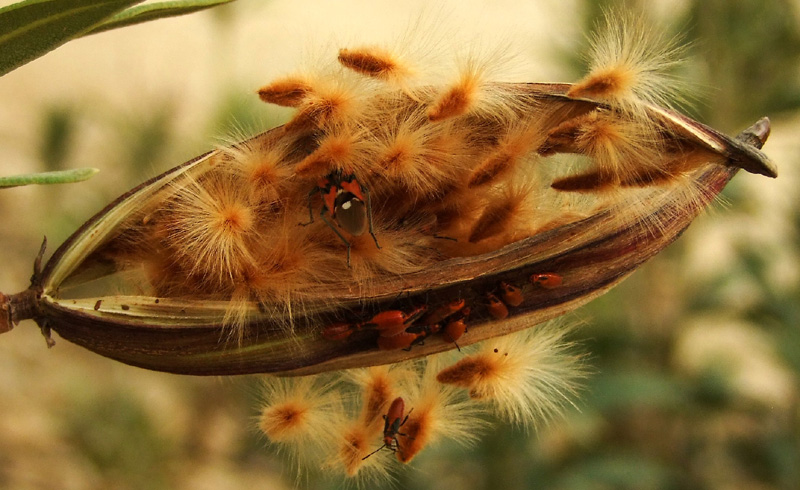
{"left": 567, "top": 8, "right": 689, "bottom": 114}
{"left": 256, "top": 323, "right": 583, "bottom": 482}
{"left": 56, "top": 10, "right": 725, "bottom": 344}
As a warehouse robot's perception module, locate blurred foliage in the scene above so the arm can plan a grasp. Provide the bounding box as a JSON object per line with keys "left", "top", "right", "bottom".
{"left": 0, "top": 0, "right": 235, "bottom": 77}
{"left": 0, "top": 0, "right": 142, "bottom": 77}
{"left": 39, "top": 105, "right": 77, "bottom": 172}
{"left": 0, "top": 0, "right": 235, "bottom": 188}
{"left": 685, "top": 0, "right": 800, "bottom": 128}
{"left": 83, "top": 0, "right": 236, "bottom": 36}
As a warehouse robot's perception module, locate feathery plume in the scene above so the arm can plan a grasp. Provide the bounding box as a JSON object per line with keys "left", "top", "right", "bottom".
{"left": 567, "top": 9, "right": 688, "bottom": 112}
{"left": 437, "top": 324, "right": 584, "bottom": 428}
{"left": 396, "top": 357, "right": 486, "bottom": 463}
{"left": 163, "top": 172, "right": 258, "bottom": 286}
{"left": 258, "top": 375, "right": 345, "bottom": 476}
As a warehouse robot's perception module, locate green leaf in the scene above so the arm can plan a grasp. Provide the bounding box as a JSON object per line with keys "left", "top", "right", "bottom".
{"left": 0, "top": 168, "right": 99, "bottom": 188}
{"left": 84, "top": 0, "right": 236, "bottom": 36}
{"left": 0, "top": 0, "right": 145, "bottom": 77}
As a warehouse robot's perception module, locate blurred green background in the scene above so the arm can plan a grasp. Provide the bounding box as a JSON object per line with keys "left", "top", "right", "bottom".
{"left": 1, "top": 0, "right": 798, "bottom": 489}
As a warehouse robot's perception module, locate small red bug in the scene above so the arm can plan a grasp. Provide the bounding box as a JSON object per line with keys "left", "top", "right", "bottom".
{"left": 321, "top": 306, "right": 427, "bottom": 342}
{"left": 321, "top": 322, "right": 355, "bottom": 341}
{"left": 304, "top": 169, "right": 380, "bottom": 266}
{"left": 486, "top": 293, "right": 509, "bottom": 319}
{"left": 443, "top": 307, "right": 470, "bottom": 346}
{"left": 499, "top": 282, "right": 524, "bottom": 307}
{"left": 377, "top": 323, "right": 440, "bottom": 351}
{"left": 367, "top": 305, "right": 427, "bottom": 337}
{"left": 531, "top": 272, "right": 563, "bottom": 289}
{"left": 421, "top": 298, "right": 465, "bottom": 325}
{"left": 362, "top": 397, "right": 411, "bottom": 460}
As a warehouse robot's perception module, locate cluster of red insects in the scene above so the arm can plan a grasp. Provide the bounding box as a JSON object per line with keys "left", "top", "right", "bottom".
{"left": 321, "top": 266, "right": 564, "bottom": 351}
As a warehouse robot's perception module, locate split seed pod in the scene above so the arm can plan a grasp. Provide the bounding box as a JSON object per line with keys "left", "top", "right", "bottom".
{"left": 0, "top": 45, "right": 777, "bottom": 376}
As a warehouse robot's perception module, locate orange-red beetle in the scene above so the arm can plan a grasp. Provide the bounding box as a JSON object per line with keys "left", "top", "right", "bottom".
{"left": 530, "top": 272, "right": 563, "bottom": 289}
{"left": 362, "top": 396, "right": 411, "bottom": 460}
{"left": 368, "top": 305, "right": 427, "bottom": 337}
{"left": 499, "top": 282, "right": 524, "bottom": 307}
{"left": 321, "top": 305, "right": 427, "bottom": 341}
{"left": 377, "top": 323, "right": 440, "bottom": 351}
{"left": 443, "top": 307, "right": 470, "bottom": 344}
{"left": 421, "top": 298, "right": 466, "bottom": 325}
{"left": 486, "top": 293, "right": 509, "bottom": 319}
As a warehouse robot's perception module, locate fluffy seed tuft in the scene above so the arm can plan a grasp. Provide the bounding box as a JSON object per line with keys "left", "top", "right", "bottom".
{"left": 164, "top": 173, "right": 258, "bottom": 285}
{"left": 396, "top": 357, "right": 486, "bottom": 463}
{"left": 258, "top": 376, "right": 345, "bottom": 477}
{"left": 567, "top": 9, "right": 688, "bottom": 112}
{"left": 437, "top": 324, "right": 584, "bottom": 428}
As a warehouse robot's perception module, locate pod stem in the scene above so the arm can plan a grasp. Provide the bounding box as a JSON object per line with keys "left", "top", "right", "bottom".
{"left": 1, "top": 289, "right": 39, "bottom": 333}
{"left": 1, "top": 237, "right": 47, "bottom": 334}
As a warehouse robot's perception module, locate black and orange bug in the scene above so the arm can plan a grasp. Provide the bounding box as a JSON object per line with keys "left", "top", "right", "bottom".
{"left": 368, "top": 306, "right": 427, "bottom": 337}
{"left": 499, "top": 282, "right": 524, "bottom": 307}
{"left": 377, "top": 323, "right": 441, "bottom": 351}
{"left": 362, "top": 397, "right": 412, "bottom": 460}
{"left": 531, "top": 272, "right": 563, "bottom": 289}
{"left": 443, "top": 306, "right": 470, "bottom": 347}
{"left": 421, "top": 298, "right": 465, "bottom": 325}
{"left": 321, "top": 305, "right": 427, "bottom": 341}
{"left": 304, "top": 169, "right": 380, "bottom": 266}
{"left": 486, "top": 293, "right": 509, "bottom": 319}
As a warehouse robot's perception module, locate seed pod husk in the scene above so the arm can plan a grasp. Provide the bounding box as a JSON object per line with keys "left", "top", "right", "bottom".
{"left": 0, "top": 82, "right": 775, "bottom": 376}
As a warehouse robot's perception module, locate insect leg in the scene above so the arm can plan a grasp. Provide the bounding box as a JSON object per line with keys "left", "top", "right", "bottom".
{"left": 319, "top": 208, "right": 353, "bottom": 267}
{"left": 299, "top": 187, "right": 320, "bottom": 226}
{"left": 362, "top": 184, "right": 381, "bottom": 250}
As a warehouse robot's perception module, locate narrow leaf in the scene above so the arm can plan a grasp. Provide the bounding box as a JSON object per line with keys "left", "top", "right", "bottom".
{"left": 0, "top": 168, "right": 99, "bottom": 188}
{"left": 0, "top": 0, "right": 144, "bottom": 76}
{"left": 84, "top": 0, "right": 236, "bottom": 36}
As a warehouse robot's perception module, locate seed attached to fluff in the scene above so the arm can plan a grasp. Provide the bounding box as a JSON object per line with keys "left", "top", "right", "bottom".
{"left": 550, "top": 170, "right": 615, "bottom": 192}
{"left": 566, "top": 9, "right": 686, "bottom": 111}
{"left": 374, "top": 112, "right": 467, "bottom": 198}
{"left": 467, "top": 182, "right": 536, "bottom": 244}
{"left": 347, "top": 365, "right": 414, "bottom": 428}
{"left": 338, "top": 47, "right": 409, "bottom": 82}
{"left": 257, "top": 76, "right": 314, "bottom": 107}
{"left": 427, "top": 68, "right": 480, "bottom": 122}
{"left": 332, "top": 422, "right": 394, "bottom": 483}
{"left": 164, "top": 173, "right": 257, "bottom": 284}
{"left": 225, "top": 141, "right": 294, "bottom": 206}
{"left": 258, "top": 376, "right": 344, "bottom": 472}
{"left": 468, "top": 126, "right": 542, "bottom": 188}
{"left": 284, "top": 82, "right": 361, "bottom": 132}
{"left": 436, "top": 325, "right": 584, "bottom": 427}
{"left": 295, "top": 131, "right": 359, "bottom": 178}
{"left": 339, "top": 425, "right": 371, "bottom": 474}
{"left": 544, "top": 110, "right": 664, "bottom": 187}
{"left": 361, "top": 371, "right": 395, "bottom": 426}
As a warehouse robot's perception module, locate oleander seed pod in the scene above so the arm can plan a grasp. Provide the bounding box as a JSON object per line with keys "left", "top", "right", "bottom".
{"left": 0, "top": 95, "right": 774, "bottom": 376}
{"left": 0, "top": 28, "right": 778, "bottom": 376}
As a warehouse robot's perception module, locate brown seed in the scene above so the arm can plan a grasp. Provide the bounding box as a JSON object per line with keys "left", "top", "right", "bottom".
{"left": 338, "top": 47, "right": 399, "bottom": 79}
{"left": 257, "top": 77, "right": 313, "bottom": 107}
